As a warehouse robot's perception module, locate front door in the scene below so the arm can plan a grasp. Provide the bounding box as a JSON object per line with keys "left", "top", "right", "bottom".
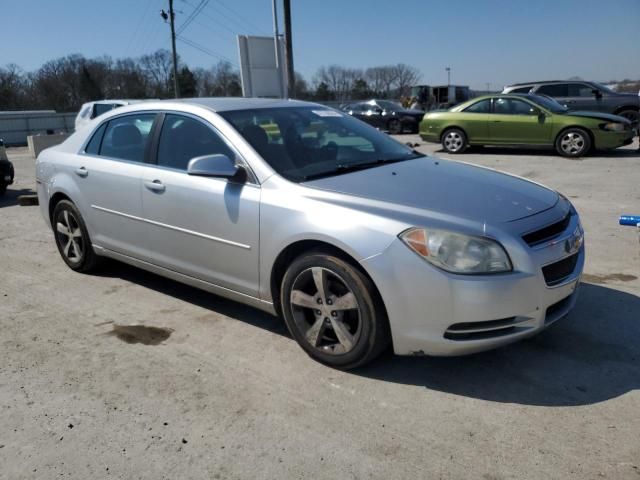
{"left": 488, "top": 97, "right": 552, "bottom": 144}
{"left": 140, "top": 113, "right": 260, "bottom": 296}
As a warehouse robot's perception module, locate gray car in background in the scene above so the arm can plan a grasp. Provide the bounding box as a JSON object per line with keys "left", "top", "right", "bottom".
{"left": 503, "top": 80, "right": 639, "bottom": 126}
{"left": 36, "top": 98, "right": 584, "bottom": 369}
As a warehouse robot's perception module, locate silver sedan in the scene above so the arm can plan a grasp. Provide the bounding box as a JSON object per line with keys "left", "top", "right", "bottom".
{"left": 36, "top": 98, "right": 585, "bottom": 369}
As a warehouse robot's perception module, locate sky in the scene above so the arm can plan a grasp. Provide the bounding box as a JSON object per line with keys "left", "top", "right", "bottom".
{"left": 2, "top": 0, "right": 639, "bottom": 90}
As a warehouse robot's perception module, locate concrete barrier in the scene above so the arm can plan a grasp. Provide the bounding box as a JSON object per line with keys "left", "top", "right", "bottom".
{"left": 27, "top": 133, "right": 71, "bottom": 158}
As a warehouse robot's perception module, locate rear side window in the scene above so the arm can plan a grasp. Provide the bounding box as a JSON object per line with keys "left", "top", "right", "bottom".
{"left": 464, "top": 99, "right": 491, "bottom": 113}
{"left": 84, "top": 123, "right": 107, "bottom": 154}
{"left": 536, "top": 84, "right": 569, "bottom": 97}
{"left": 93, "top": 103, "right": 120, "bottom": 118}
{"left": 156, "top": 114, "right": 235, "bottom": 171}
{"left": 99, "top": 114, "right": 155, "bottom": 162}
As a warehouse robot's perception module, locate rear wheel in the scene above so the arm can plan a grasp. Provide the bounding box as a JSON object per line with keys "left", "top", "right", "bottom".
{"left": 441, "top": 128, "right": 467, "bottom": 153}
{"left": 555, "top": 128, "right": 591, "bottom": 157}
{"left": 280, "top": 252, "right": 389, "bottom": 369}
{"left": 0, "top": 182, "right": 6, "bottom": 197}
{"left": 52, "top": 200, "right": 100, "bottom": 272}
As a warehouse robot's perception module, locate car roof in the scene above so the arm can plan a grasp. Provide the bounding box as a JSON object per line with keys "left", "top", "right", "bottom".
{"left": 175, "top": 97, "right": 319, "bottom": 112}
{"left": 506, "top": 80, "right": 593, "bottom": 87}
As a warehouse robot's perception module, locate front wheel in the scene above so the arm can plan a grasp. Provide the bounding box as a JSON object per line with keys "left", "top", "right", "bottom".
{"left": 280, "top": 252, "right": 390, "bottom": 369}
{"left": 387, "top": 118, "right": 402, "bottom": 135}
{"left": 441, "top": 128, "right": 467, "bottom": 153}
{"left": 52, "top": 200, "right": 100, "bottom": 272}
{"left": 617, "top": 109, "right": 638, "bottom": 128}
{"left": 555, "top": 128, "right": 591, "bottom": 157}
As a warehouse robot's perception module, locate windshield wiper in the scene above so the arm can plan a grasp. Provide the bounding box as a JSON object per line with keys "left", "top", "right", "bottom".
{"left": 302, "top": 155, "right": 423, "bottom": 181}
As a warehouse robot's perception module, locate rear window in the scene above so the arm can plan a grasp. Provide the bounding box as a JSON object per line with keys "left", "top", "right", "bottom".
{"left": 510, "top": 86, "right": 532, "bottom": 94}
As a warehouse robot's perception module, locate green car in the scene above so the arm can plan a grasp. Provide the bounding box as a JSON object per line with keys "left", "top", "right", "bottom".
{"left": 419, "top": 93, "right": 635, "bottom": 157}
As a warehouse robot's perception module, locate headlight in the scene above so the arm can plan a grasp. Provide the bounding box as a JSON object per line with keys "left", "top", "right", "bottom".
{"left": 399, "top": 228, "right": 512, "bottom": 274}
{"left": 600, "top": 122, "right": 625, "bottom": 132}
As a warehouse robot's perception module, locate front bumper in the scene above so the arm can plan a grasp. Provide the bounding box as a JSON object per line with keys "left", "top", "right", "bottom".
{"left": 591, "top": 128, "right": 635, "bottom": 150}
{"left": 361, "top": 208, "right": 585, "bottom": 356}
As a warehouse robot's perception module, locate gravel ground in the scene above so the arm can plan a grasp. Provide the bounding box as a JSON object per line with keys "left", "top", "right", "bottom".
{"left": 1, "top": 138, "right": 639, "bottom": 479}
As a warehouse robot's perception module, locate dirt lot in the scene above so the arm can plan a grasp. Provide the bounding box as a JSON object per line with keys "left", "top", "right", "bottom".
{"left": 1, "top": 139, "right": 639, "bottom": 479}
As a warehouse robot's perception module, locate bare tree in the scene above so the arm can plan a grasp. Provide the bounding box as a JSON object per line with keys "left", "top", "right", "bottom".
{"left": 392, "top": 63, "right": 421, "bottom": 97}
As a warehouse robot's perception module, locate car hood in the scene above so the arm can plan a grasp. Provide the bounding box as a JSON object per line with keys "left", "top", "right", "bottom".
{"left": 564, "top": 111, "right": 631, "bottom": 124}
{"left": 303, "top": 157, "right": 558, "bottom": 224}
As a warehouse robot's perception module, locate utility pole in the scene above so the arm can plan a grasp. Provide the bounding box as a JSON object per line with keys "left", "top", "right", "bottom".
{"left": 271, "top": 0, "right": 285, "bottom": 98}
{"left": 446, "top": 67, "right": 451, "bottom": 86}
{"left": 168, "top": 0, "right": 179, "bottom": 98}
{"left": 283, "top": 0, "right": 295, "bottom": 98}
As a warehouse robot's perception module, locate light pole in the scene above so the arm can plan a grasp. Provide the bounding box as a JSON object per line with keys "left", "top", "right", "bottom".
{"left": 446, "top": 67, "right": 451, "bottom": 86}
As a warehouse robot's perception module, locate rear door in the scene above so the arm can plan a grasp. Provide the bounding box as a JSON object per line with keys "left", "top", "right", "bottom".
{"left": 140, "top": 112, "right": 261, "bottom": 296}
{"left": 488, "top": 97, "right": 552, "bottom": 144}
{"left": 75, "top": 112, "right": 157, "bottom": 259}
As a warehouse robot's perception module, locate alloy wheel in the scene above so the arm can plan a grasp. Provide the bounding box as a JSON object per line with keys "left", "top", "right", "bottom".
{"left": 55, "top": 209, "right": 84, "bottom": 263}
{"left": 444, "top": 131, "right": 464, "bottom": 152}
{"left": 560, "top": 132, "right": 586, "bottom": 156}
{"left": 289, "top": 267, "right": 361, "bottom": 355}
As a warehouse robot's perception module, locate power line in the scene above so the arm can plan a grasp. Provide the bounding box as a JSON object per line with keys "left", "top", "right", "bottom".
{"left": 180, "top": 0, "right": 237, "bottom": 36}
{"left": 205, "top": 1, "right": 270, "bottom": 36}
{"left": 176, "top": 0, "right": 209, "bottom": 36}
{"left": 126, "top": 0, "right": 156, "bottom": 55}
{"left": 177, "top": 35, "right": 238, "bottom": 66}
{"left": 213, "top": 0, "right": 269, "bottom": 35}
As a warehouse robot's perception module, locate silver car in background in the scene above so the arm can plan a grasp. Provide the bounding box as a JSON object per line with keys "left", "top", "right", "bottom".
{"left": 36, "top": 98, "right": 585, "bottom": 369}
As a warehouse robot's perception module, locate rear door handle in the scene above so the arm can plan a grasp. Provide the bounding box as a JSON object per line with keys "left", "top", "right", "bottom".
{"left": 144, "top": 180, "right": 166, "bottom": 193}
{"left": 75, "top": 167, "right": 88, "bottom": 177}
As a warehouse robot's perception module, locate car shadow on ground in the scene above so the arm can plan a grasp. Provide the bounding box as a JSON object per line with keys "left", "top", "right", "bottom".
{"left": 97, "top": 260, "right": 639, "bottom": 406}
{"left": 432, "top": 146, "right": 640, "bottom": 158}
{"left": 355, "top": 282, "right": 640, "bottom": 406}
{"left": 96, "top": 261, "right": 289, "bottom": 338}
{"left": 0, "top": 188, "right": 36, "bottom": 208}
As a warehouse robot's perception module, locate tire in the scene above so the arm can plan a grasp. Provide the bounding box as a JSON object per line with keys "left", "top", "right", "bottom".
{"left": 441, "top": 128, "right": 468, "bottom": 154}
{"left": 617, "top": 109, "right": 638, "bottom": 128}
{"left": 555, "top": 128, "right": 591, "bottom": 157}
{"left": 52, "top": 199, "right": 100, "bottom": 273}
{"left": 387, "top": 118, "right": 402, "bottom": 135}
{"left": 280, "top": 252, "right": 390, "bottom": 369}
{"left": 0, "top": 182, "right": 6, "bottom": 197}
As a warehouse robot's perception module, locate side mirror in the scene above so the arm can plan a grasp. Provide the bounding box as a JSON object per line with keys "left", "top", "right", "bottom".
{"left": 187, "top": 154, "right": 240, "bottom": 179}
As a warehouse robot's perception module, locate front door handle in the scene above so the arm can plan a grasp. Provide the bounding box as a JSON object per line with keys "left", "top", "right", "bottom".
{"left": 75, "top": 167, "right": 88, "bottom": 177}
{"left": 144, "top": 180, "right": 166, "bottom": 193}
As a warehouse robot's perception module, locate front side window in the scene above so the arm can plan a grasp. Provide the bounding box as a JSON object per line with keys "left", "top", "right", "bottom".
{"left": 99, "top": 113, "right": 155, "bottom": 162}
{"left": 220, "top": 106, "right": 421, "bottom": 182}
{"left": 156, "top": 114, "right": 235, "bottom": 171}
{"left": 493, "top": 98, "right": 536, "bottom": 115}
{"left": 567, "top": 83, "right": 595, "bottom": 97}
{"left": 464, "top": 99, "right": 491, "bottom": 113}
{"left": 536, "top": 84, "right": 569, "bottom": 97}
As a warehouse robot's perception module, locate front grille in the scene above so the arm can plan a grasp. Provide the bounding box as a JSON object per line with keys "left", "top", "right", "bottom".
{"left": 444, "top": 317, "right": 525, "bottom": 341}
{"left": 542, "top": 253, "right": 579, "bottom": 286}
{"left": 522, "top": 213, "right": 571, "bottom": 247}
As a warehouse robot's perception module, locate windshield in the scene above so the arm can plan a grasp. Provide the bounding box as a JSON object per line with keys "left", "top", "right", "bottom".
{"left": 220, "top": 106, "right": 422, "bottom": 182}
{"left": 375, "top": 100, "right": 403, "bottom": 111}
{"left": 527, "top": 94, "right": 568, "bottom": 113}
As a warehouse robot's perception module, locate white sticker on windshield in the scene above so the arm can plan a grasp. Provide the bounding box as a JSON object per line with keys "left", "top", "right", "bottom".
{"left": 312, "top": 109, "right": 343, "bottom": 117}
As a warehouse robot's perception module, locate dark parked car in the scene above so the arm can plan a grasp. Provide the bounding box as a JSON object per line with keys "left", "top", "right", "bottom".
{"left": 341, "top": 100, "right": 424, "bottom": 134}
{"left": 502, "top": 80, "right": 639, "bottom": 126}
{"left": 0, "top": 139, "right": 15, "bottom": 197}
